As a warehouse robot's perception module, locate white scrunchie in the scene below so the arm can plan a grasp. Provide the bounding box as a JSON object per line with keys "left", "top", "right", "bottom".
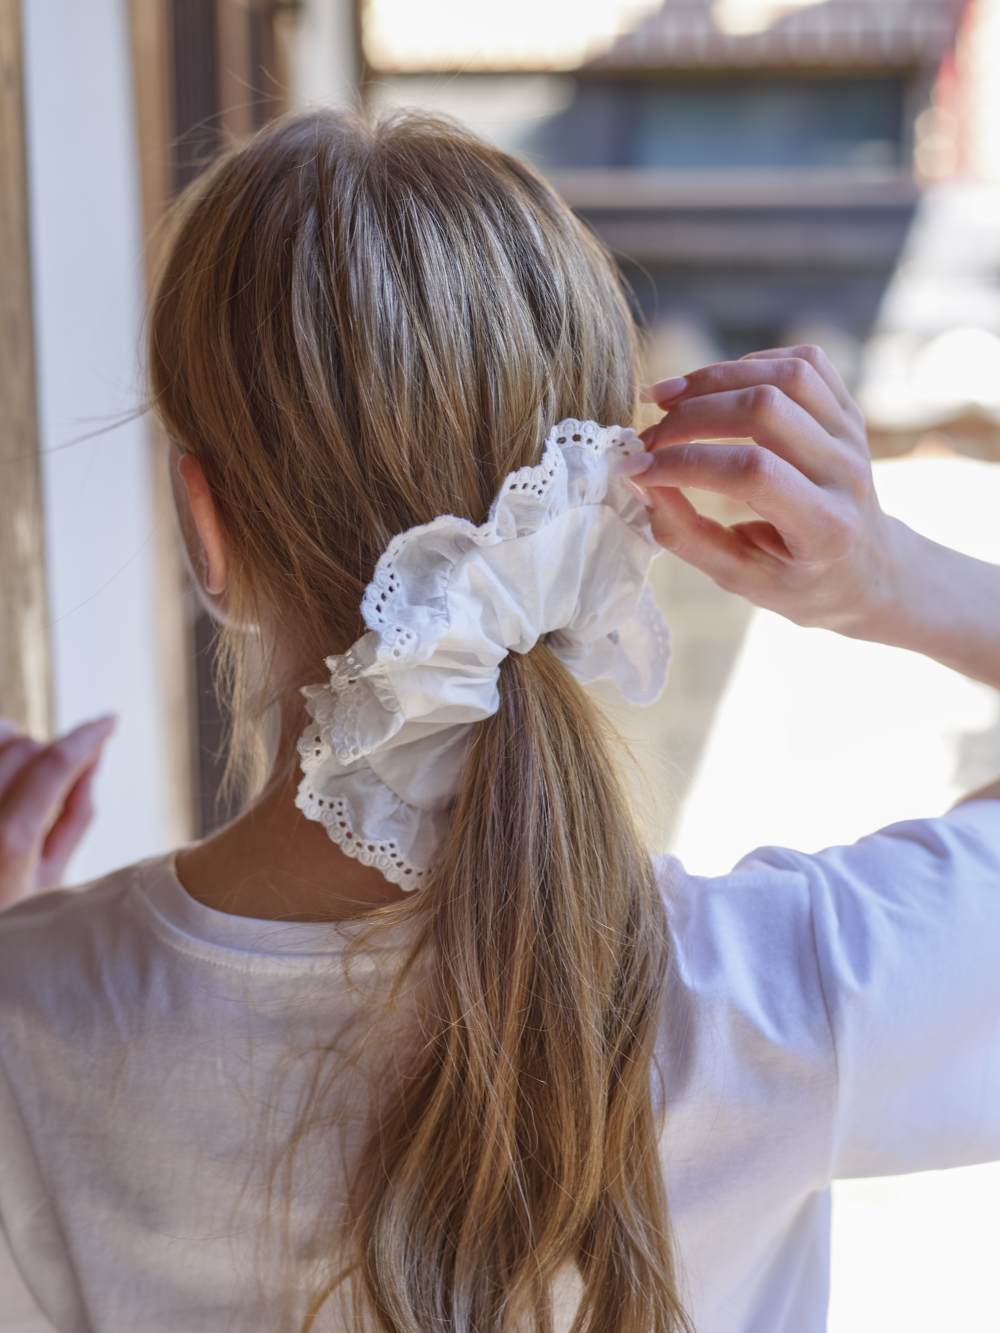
{"left": 295, "top": 419, "right": 671, "bottom": 889}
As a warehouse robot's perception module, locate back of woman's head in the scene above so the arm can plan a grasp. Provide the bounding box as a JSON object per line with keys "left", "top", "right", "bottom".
{"left": 151, "top": 107, "right": 638, "bottom": 684}
{"left": 150, "top": 109, "right": 688, "bottom": 1333}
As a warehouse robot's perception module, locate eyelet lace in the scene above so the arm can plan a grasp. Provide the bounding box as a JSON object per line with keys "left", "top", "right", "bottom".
{"left": 295, "top": 418, "right": 666, "bottom": 890}
{"left": 297, "top": 725, "right": 428, "bottom": 886}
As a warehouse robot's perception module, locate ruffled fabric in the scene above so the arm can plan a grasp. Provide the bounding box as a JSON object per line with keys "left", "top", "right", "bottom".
{"left": 296, "top": 419, "right": 671, "bottom": 888}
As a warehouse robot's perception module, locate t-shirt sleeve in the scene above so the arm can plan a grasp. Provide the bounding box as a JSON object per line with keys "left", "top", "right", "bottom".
{"left": 734, "top": 800, "right": 1000, "bottom": 1180}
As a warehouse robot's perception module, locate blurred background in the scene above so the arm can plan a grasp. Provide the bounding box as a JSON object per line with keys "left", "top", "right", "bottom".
{"left": 0, "top": 0, "right": 998, "bottom": 1327}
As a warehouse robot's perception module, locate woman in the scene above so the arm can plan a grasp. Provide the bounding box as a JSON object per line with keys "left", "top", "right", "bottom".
{"left": 0, "top": 109, "right": 997, "bottom": 1333}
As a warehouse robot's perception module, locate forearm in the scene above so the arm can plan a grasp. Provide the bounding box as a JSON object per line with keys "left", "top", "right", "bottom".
{"left": 850, "top": 518, "right": 1000, "bottom": 691}
{"left": 874, "top": 524, "right": 1000, "bottom": 804}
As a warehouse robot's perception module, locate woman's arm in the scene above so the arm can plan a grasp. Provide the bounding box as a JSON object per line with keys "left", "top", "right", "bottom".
{"left": 0, "top": 717, "right": 114, "bottom": 909}
{"left": 616, "top": 345, "right": 1000, "bottom": 691}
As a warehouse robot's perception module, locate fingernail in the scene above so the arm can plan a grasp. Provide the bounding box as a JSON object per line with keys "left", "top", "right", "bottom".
{"left": 640, "top": 377, "right": 687, "bottom": 404}
{"left": 613, "top": 452, "right": 655, "bottom": 478}
{"left": 82, "top": 715, "right": 117, "bottom": 737}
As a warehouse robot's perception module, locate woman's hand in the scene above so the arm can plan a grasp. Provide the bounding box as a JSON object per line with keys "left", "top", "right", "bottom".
{"left": 0, "top": 717, "right": 115, "bottom": 911}
{"left": 617, "top": 344, "right": 1000, "bottom": 689}
{"left": 617, "top": 344, "right": 893, "bottom": 634}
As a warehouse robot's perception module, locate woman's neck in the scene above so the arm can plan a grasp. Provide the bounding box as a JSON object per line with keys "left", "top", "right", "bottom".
{"left": 174, "top": 707, "right": 410, "bottom": 922}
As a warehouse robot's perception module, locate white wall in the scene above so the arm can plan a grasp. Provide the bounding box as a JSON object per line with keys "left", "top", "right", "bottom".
{"left": 21, "top": 0, "right": 171, "bottom": 883}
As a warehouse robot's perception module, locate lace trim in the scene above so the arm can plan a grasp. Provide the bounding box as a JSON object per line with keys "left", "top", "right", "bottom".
{"left": 358, "top": 419, "right": 644, "bottom": 673}
{"left": 296, "top": 725, "right": 429, "bottom": 889}
{"left": 297, "top": 418, "right": 657, "bottom": 889}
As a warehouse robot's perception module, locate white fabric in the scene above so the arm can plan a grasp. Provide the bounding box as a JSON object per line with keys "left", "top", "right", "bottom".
{"left": 0, "top": 802, "right": 999, "bottom": 1332}
{"left": 295, "top": 419, "right": 670, "bottom": 887}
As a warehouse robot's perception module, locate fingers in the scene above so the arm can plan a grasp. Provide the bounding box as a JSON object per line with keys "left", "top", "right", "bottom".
{"left": 643, "top": 345, "right": 867, "bottom": 449}
{"left": 0, "top": 717, "right": 115, "bottom": 857}
{"left": 637, "top": 346, "right": 891, "bottom": 631}
{"left": 0, "top": 736, "right": 44, "bottom": 803}
{"left": 739, "top": 344, "right": 862, "bottom": 421}
{"left": 37, "top": 762, "right": 98, "bottom": 891}
{"left": 616, "top": 441, "right": 852, "bottom": 557}
{"left": 645, "top": 486, "right": 746, "bottom": 571}
{"left": 0, "top": 719, "right": 24, "bottom": 746}
{"left": 639, "top": 485, "right": 789, "bottom": 598}
{"left": 649, "top": 356, "right": 857, "bottom": 445}
{"left": 641, "top": 376, "right": 688, "bottom": 406}
{"left": 640, "top": 387, "right": 854, "bottom": 488}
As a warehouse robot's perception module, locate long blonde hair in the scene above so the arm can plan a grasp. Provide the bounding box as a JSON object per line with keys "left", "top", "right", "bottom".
{"left": 150, "top": 109, "right": 688, "bottom": 1333}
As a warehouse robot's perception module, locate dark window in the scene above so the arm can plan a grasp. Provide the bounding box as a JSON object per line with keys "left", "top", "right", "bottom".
{"left": 530, "top": 76, "right": 905, "bottom": 171}
{"left": 172, "top": 0, "right": 221, "bottom": 190}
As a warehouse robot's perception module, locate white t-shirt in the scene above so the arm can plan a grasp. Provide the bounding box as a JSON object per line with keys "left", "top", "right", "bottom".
{"left": 0, "top": 801, "right": 998, "bottom": 1333}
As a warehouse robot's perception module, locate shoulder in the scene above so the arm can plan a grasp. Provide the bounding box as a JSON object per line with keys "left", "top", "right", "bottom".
{"left": 731, "top": 801, "right": 1000, "bottom": 1007}
{"left": 0, "top": 856, "right": 171, "bottom": 1013}
{"left": 662, "top": 800, "right": 1000, "bottom": 1026}
{"left": 652, "top": 846, "right": 839, "bottom": 1208}
{"left": 0, "top": 855, "right": 162, "bottom": 939}
{"left": 654, "top": 802, "right": 1000, "bottom": 1185}
{"left": 733, "top": 798, "right": 1000, "bottom": 891}
{"left": 656, "top": 847, "right": 828, "bottom": 1061}
{"left": 0, "top": 858, "right": 144, "bottom": 926}
{"left": 747, "top": 799, "right": 1000, "bottom": 1176}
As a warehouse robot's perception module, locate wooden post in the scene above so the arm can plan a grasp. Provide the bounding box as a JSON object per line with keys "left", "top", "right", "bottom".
{"left": 218, "top": 0, "right": 286, "bottom": 138}
{"left": 128, "top": 0, "right": 295, "bottom": 838}
{"left": 0, "top": 0, "right": 51, "bottom": 737}
{"left": 129, "top": 0, "right": 200, "bottom": 846}
{"left": 353, "top": 0, "right": 369, "bottom": 104}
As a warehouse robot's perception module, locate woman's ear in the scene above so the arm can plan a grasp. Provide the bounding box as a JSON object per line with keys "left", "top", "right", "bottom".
{"left": 176, "top": 453, "right": 229, "bottom": 597}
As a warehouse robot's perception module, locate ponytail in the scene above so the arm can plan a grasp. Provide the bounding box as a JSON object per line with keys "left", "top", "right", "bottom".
{"left": 150, "top": 107, "right": 690, "bottom": 1333}
{"left": 350, "top": 645, "right": 689, "bottom": 1332}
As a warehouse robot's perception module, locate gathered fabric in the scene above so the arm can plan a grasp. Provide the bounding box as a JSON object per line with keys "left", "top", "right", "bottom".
{"left": 295, "top": 419, "right": 671, "bottom": 887}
